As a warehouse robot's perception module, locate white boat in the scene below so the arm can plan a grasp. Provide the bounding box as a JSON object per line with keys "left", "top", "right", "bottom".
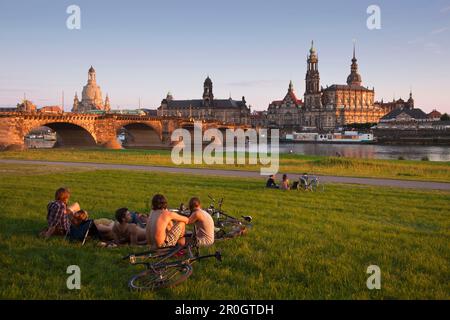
{"left": 290, "top": 131, "right": 374, "bottom": 144}
{"left": 43, "top": 133, "right": 57, "bottom": 141}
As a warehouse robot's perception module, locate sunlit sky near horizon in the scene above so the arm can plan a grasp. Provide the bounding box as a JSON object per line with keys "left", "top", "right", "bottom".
{"left": 0, "top": 0, "right": 449, "bottom": 113}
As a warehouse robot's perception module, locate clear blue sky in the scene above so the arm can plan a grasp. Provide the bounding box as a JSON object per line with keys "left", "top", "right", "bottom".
{"left": 0, "top": 0, "right": 449, "bottom": 113}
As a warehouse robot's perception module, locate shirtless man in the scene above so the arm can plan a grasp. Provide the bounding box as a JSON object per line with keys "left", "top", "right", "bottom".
{"left": 188, "top": 197, "right": 215, "bottom": 247}
{"left": 112, "top": 208, "right": 147, "bottom": 246}
{"left": 146, "top": 194, "right": 189, "bottom": 248}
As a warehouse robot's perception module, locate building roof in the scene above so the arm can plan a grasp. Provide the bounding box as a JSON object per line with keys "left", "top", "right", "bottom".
{"left": 39, "top": 106, "right": 63, "bottom": 113}
{"left": 269, "top": 83, "right": 303, "bottom": 107}
{"left": 164, "top": 99, "right": 246, "bottom": 109}
{"left": 381, "top": 107, "right": 428, "bottom": 121}
{"left": 323, "top": 84, "right": 374, "bottom": 92}
{"left": 428, "top": 110, "right": 442, "bottom": 118}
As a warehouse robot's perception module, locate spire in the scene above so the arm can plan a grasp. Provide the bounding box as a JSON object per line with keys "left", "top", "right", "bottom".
{"left": 353, "top": 40, "right": 356, "bottom": 60}
{"left": 407, "top": 88, "right": 414, "bottom": 109}
{"left": 347, "top": 41, "right": 362, "bottom": 86}
{"left": 288, "top": 80, "right": 294, "bottom": 92}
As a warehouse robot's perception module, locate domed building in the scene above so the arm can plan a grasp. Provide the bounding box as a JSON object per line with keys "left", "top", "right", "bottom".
{"left": 72, "top": 66, "right": 110, "bottom": 113}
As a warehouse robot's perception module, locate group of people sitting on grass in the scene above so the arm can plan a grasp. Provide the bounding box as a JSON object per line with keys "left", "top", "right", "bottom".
{"left": 42, "top": 188, "right": 215, "bottom": 248}
{"left": 266, "top": 173, "right": 311, "bottom": 191}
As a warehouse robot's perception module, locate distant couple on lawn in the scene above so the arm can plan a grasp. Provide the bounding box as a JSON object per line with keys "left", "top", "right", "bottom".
{"left": 44, "top": 188, "right": 215, "bottom": 248}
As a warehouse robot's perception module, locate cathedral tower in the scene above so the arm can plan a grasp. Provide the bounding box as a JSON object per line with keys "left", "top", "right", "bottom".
{"left": 304, "top": 41, "right": 322, "bottom": 110}
{"left": 203, "top": 76, "right": 214, "bottom": 108}
{"left": 347, "top": 44, "right": 362, "bottom": 86}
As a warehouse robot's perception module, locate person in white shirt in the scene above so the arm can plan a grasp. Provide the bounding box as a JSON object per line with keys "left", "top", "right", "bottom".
{"left": 188, "top": 197, "right": 215, "bottom": 247}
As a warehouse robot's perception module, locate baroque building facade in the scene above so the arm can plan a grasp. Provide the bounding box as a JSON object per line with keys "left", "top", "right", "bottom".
{"left": 265, "top": 42, "right": 394, "bottom": 133}
{"left": 158, "top": 77, "right": 251, "bottom": 125}
{"left": 321, "top": 46, "right": 386, "bottom": 125}
{"left": 72, "top": 66, "right": 110, "bottom": 113}
{"left": 267, "top": 81, "right": 303, "bottom": 131}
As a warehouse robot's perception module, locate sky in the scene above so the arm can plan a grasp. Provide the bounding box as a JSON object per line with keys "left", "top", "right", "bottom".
{"left": 0, "top": 0, "right": 449, "bottom": 113}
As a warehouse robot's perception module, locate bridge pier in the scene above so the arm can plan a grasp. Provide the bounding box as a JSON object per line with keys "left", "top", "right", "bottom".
{"left": 0, "top": 117, "right": 26, "bottom": 151}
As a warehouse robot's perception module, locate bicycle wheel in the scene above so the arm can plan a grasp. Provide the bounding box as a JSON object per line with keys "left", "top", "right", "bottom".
{"left": 215, "top": 220, "right": 248, "bottom": 240}
{"left": 128, "top": 264, "right": 193, "bottom": 291}
{"left": 311, "top": 181, "right": 324, "bottom": 192}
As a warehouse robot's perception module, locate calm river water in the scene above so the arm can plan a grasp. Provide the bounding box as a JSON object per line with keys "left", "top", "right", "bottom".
{"left": 26, "top": 139, "right": 450, "bottom": 162}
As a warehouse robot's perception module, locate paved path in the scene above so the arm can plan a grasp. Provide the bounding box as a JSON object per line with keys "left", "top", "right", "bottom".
{"left": 1, "top": 159, "right": 449, "bottom": 191}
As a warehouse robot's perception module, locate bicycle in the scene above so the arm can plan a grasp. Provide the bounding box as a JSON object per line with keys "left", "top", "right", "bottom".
{"left": 126, "top": 233, "right": 222, "bottom": 291}
{"left": 170, "top": 196, "right": 253, "bottom": 240}
{"left": 297, "top": 175, "right": 325, "bottom": 192}
{"left": 206, "top": 195, "right": 253, "bottom": 240}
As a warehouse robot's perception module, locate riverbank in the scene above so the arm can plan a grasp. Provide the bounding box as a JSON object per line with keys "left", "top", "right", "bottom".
{"left": 0, "top": 149, "right": 449, "bottom": 182}
{"left": 0, "top": 163, "right": 448, "bottom": 299}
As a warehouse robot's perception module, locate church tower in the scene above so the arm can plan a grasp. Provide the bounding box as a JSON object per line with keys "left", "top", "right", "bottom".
{"left": 304, "top": 41, "right": 322, "bottom": 110}
{"left": 203, "top": 76, "right": 214, "bottom": 107}
{"left": 347, "top": 44, "right": 362, "bottom": 86}
{"left": 407, "top": 90, "right": 415, "bottom": 109}
{"left": 72, "top": 92, "right": 79, "bottom": 112}
{"left": 104, "top": 94, "right": 110, "bottom": 112}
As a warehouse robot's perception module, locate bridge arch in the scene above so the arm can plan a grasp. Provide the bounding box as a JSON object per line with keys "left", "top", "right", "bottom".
{"left": 24, "top": 121, "right": 97, "bottom": 148}
{"left": 115, "top": 121, "right": 165, "bottom": 149}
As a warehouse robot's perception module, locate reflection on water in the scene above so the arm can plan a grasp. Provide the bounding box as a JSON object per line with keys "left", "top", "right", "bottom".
{"left": 25, "top": 139, "right": 450, "bottom": 162}
{"left": 243, "top": 143, "right": 450, "bottom": 162}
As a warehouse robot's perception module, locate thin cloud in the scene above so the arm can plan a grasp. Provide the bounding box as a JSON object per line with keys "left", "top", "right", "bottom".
{"left": 425, "top": 42, "right": 442, "bottom": 54}
{"left": 441, "top": 6, "right": 450, "bottom": 13}
{"left": 430, "top": 27, "right": 449, "bottom": 35}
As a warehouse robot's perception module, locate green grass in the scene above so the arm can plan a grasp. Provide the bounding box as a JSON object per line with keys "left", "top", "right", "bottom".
{"left": 0, "top": 163, "right": 449, "bottom": 300}
{"left": 1, "top": 148, "right": 449, "bottom": 182}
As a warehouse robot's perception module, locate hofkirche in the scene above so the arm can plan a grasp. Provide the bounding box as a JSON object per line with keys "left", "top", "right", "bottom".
{"left": 267, "top": 41, "right": 400, "bottom": 133}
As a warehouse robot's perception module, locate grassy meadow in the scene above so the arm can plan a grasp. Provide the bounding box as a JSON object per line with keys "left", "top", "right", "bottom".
{"left": 0, "top": 163, "right": 449, "bottom": 299}
{"left": 0, "top": 148, "right": 449, "bottom": 182}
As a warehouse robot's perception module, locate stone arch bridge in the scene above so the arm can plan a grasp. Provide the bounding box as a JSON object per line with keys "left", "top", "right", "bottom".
{"left": 0, "top": 113, "right": 251, "bottom": 150}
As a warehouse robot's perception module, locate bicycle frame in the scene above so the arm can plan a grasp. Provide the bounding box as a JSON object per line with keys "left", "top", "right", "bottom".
{"left": 148, "top": 251, "right": 222, "bottom": 273}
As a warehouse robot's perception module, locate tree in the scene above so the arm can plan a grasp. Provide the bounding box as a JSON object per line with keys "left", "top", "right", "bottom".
{"left": 441, "top": 113, "right": 450, "bottom": 121}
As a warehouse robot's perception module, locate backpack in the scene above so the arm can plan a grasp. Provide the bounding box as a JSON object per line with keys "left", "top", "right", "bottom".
{"left": 67, "top": 220, "right": 99, "bottom": 244}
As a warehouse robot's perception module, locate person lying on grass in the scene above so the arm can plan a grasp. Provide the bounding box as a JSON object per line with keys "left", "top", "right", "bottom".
{"left": 146, "top": 194, "right": 189, "bottom": 249}
{"left": 111, "top": 208, "right": 147, "bottom": 246}
{"left": 187, "top": 197, "right": 215, "bottom": 247}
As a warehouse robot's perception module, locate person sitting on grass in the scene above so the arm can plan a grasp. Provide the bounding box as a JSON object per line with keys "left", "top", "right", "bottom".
{"left": 43, "top": 187, "right": 72, "bottom": 237}
{"left": 187, "top": 197, "right": 215, "bottom": 247}
{"left": 112, "top": 208, "right": 147, "bottom": 246}
{"left": 280, "top": 174, "right": 290, "bottom": 190}
{"left": 266, "top": 175, "right": 279, "bottom": 189}
{"left": 146, "top": 194, "right": 189, "bottom": 249}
